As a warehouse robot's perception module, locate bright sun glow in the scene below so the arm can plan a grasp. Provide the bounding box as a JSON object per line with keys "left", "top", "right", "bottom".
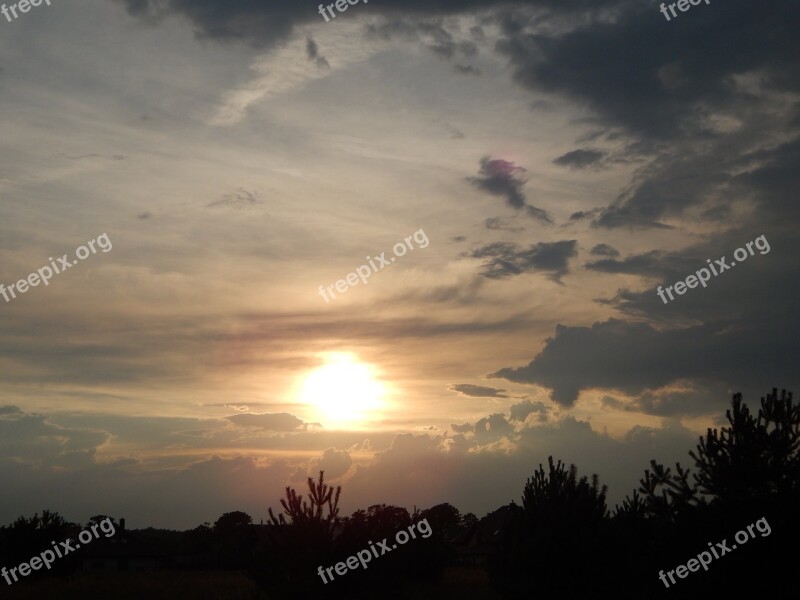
{"left": 300, "top": 353, "right": 385, "bottom": 425}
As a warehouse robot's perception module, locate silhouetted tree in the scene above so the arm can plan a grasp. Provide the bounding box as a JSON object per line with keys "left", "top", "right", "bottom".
{"left": 611, "top": 388, "right": 800, "bottom": 598}
{"left": 692, "top": 388, "right": 800, "bottom": 508}
{"left": 491, "top": 457, "right": 611, "bottom": 598}
{"left": 0, "top": 510, "right": 77, "bottom": 579}
{"left": 214, "top": 510, "right": 253, "bottom": 531}
{"left": 255, "top": 471, "right": 342, "bottom": 598}
{"left": 419, "top": 503, "right": 461, "bottom": 537}
{"left": 460, "top": 512, "right": 479, "bottom": 529}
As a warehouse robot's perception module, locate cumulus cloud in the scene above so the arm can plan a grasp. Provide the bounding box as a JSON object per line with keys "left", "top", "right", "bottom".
{"left": 311, "top": 447, "right": 353, "bottom": 479}
{"left": 450, "top": 422, "right": 474, "bottom": 433}
{"left": 345, "top": 410, "right": 699, "bottom": 515}
{"left": 474, "top": 413, "right": 514, "bottom": 441}
{"left": 0, "top": 406, "right": 108, "bottom": 468}
{"left": 508, "top": 400, "right": 549, "bottom": 421}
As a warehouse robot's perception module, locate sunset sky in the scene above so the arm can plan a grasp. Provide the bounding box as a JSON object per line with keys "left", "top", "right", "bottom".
{"left": 1, "top": 0, "right": 798, "bottom": 529}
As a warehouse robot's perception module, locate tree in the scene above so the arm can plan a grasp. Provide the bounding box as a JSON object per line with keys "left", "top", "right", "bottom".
{"left": 267, "top": 470, "right": 341, "bottom": 539}
{"left": 419, "top": 503, "right": 461, "bottom": 538}
{"left": 213, "top": 511, "right": 252, "bottom": 532}
{"left": 491, "top": 457, "right": 611, "bottom": 597}
{"left": 256, "top": 471, "right": 342, "bottom": 597}
{"left": 691, "top": 388, "right": 800, "bottom": 507}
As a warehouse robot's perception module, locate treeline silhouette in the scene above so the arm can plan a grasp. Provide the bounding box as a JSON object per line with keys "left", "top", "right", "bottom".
{"left": 0, "top": 388, "right": 797, "bottom": 599}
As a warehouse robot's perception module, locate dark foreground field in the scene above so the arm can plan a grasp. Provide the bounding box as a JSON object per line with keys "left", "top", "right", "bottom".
{"left": 1, "top": 567, "right": 499, "bottom": 600}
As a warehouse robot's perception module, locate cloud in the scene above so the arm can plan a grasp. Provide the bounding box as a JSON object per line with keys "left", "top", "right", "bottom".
{"left": 469, "top": 240, "right": 577, "bottom": 282}
{"left": 449, "top": 384, "right": 508, "bottom": 398}
{"left": 489, "top": 317, "right": 800, "bottom": 410}
{"left": 454, "top": 64, "right": 480, "bottom": 76}
{"left": 474, "top": 413, "right": 513, "bottom": 441}
{"left": 485, "top": 217, "right": 523, "bottom": 232}
{"left": 450, "top": 423, "right": 474, "bottom": 433}
{"left": 496, "top": 0, "right": 800, "bottom": 140}
{"left": 569, "top": 209, "right": 601, "bottom": 221}
{"left": 584, "top": 251, "right": 670, "bottom": 277}
{"left": 467, "top": 157, "right": 553, "bottom": 224}
{"left": 345, "top": 411, "right": 699, "bottom": 517}
{"left": 553, "top": 148, "right": 606, "bottom": 169}
{"left": 508, "top": 400, "right": 549, "bottom": 421}
{"left": 0, "top": 406, "right": 108, "bottom": 468}
{"left": 115, "top": 0, "right": 630, "bottom": 53}
{"left": 207, "top": 188, "right": 263, "bottom": 209}
{"left": 63, "top": 154, "right": 124, "bottom": 161}
{"left": 225, "top": 412, "right": 307, "bottom": 431}
{"left": 209, "top": 22, "right": 381, "bottom": 124}
{"left": 310, "top": 447, "right": 353, "bottom": 479}
{"left": 306, "top": 37, "right": 330, "bottom": 69}
{"left": 589, "top": 243, "right": 620, "bottom": 257}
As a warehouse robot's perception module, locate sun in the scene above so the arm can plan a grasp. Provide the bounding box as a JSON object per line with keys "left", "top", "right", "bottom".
{"left": 300, "top": 353, "right": 385, "bottom": 425}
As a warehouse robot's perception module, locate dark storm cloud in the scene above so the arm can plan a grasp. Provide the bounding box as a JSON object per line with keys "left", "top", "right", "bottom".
{"left": 489, "top": 316, "right": 800, "bottom": 410}
{"left": 113, "top": 1, "right": 629, "bottom": 50}
{"left": 496, "top": 0, "right": 800, "bottom": 140}
{"left": 584, "top": 250, "right": 693, "bottom": 279}
{"left": 589, "top": 243, "right": 619, "bottom": 257}
{"left": 470, "top": 240, "right": 577, "bottom": 281}
{"left": 488, "top": 0, "right": 800, "bottom": 229}
{"left": 467, "top": 157, "right": 553, "bottom": 223}
{"left": 553, "top": 148, "right": 606, "bottom": 169}
{"left": 731, "top": 137, "right": 800, "bottom": 224}
{"left": 449, "top": 384, "right": 508, "bottom": 398}
{"left": 601, "top": 384, "right": 730, "bottom": 418}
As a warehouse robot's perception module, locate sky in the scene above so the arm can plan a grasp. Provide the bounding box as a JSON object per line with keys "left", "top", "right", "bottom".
{"left": 0, "top": 0, "right": 798, "bottom": 529}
